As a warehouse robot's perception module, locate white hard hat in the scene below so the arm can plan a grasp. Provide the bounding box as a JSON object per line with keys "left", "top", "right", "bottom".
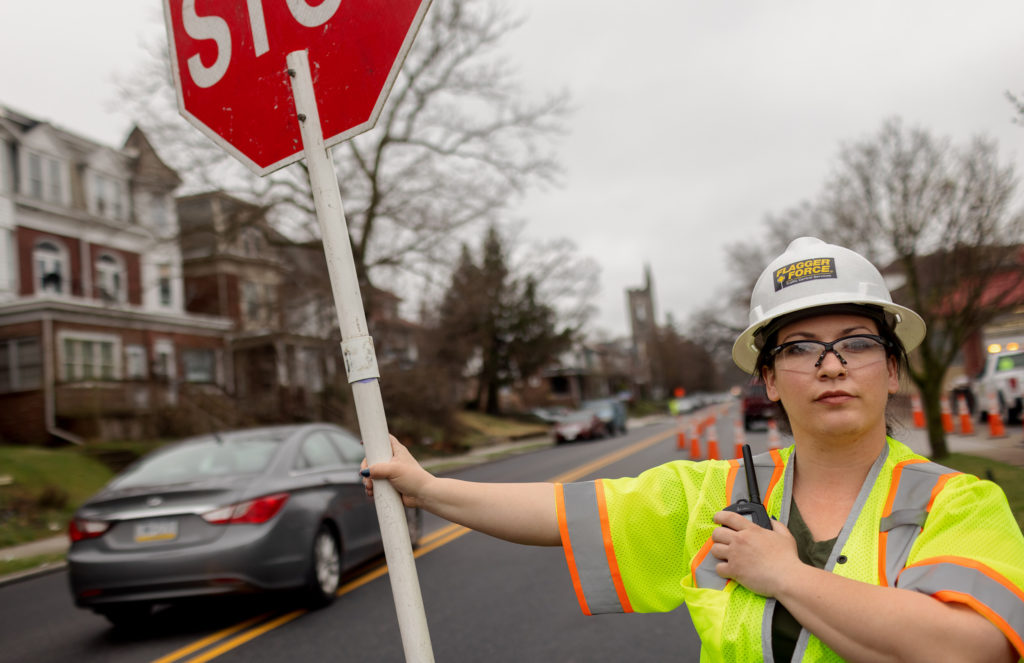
{"left": 731, "top": 237, "right": 926, "bottom": 374}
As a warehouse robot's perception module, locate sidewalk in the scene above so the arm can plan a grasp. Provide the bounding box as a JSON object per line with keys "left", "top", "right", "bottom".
{"left": 0, "top": 535, "right": 70, "bottom": 586}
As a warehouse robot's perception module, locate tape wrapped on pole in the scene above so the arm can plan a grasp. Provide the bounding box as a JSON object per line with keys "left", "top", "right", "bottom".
{"left": 288, "top": 49, "right": 434, "bottom": 663}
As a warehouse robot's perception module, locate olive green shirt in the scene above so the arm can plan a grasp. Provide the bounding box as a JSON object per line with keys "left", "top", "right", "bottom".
{"left": 771, "top": 499, "right": 837, "bottom": 661}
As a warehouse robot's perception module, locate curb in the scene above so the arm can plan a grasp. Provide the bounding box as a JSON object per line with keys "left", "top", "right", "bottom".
{"left": 0, "top": 560, "right": 67, "bottom": 587}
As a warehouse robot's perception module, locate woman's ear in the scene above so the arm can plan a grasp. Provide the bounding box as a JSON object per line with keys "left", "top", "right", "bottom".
{"left": 762, "top": 366, "right": 781, "bottom": 402}
{"left": 886, "top": 356, "right": 900, "bottom": 395}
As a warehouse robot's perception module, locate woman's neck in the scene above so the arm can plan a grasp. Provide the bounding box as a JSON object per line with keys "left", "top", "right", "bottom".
{"left": 789, "top": 425, "right": 888, "bottom": 539}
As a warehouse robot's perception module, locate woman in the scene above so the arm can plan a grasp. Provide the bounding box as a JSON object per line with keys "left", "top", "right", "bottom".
{"left": 363, "top": 237, "right": 1024, "bottom": 662}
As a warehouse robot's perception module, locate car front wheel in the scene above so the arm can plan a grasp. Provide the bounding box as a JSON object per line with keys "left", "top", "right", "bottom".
{"left": 303, "top": 525, "right": 341, "bottom": 608}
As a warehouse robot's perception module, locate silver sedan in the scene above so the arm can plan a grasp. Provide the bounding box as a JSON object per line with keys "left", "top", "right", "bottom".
{"left": 67, "top": 423, "right": 420, "bottom": 626}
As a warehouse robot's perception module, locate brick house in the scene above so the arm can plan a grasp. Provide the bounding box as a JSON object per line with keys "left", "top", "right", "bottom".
{"left": 176, "top": 190, "right": 349, "bottom": 423}
{"left": 0, "top": 105, "right": 232, "bottom": 445}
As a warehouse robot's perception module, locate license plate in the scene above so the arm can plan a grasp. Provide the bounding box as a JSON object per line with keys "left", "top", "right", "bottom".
{"left": 134, "top": 519, "right": 178, "bottom": 543}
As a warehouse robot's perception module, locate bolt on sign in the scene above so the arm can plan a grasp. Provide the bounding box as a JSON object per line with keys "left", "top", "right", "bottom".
{"left": 164, "top": 0, "right": 431, "bottom": 175}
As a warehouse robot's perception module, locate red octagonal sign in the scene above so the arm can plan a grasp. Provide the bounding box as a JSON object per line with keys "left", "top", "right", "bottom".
{"left": 163, "top": 0, "right": 431, "bottom": 176}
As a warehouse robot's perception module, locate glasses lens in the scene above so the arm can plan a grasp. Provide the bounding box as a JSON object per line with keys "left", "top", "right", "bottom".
{"left": 773, "top": 335, "right": 887, "bottom": 371}
{"left": 833, "top": 336, "right": 887, "bottom": 365}
{"left": 775, "top": 342, "right": 820, "bottom": 366}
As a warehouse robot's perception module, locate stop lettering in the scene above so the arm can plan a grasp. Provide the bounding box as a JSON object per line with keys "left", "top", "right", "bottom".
{"left": 163, "top": 0, "right": 432, "bottom": 175}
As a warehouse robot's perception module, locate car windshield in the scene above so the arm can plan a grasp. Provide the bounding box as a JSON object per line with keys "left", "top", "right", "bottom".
{"left": 559, "top": 411, "right": 595, "bottom": 423}
{"left": 995, "top": 352, "right": 1024, "bottom": 372}
{"left": 582, "top": 401, "right": 613, "bottom": 415}
{"left": 111, "top": 437, "right": 280, "bottom": 488}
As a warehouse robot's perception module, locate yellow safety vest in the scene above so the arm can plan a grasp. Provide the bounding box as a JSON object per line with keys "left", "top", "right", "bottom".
{"left": 555, "top": 437, "right": 1024, "bottom": 661}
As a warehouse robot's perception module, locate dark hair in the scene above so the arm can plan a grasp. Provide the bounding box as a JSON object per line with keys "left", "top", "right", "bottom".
{"left": 753, "top": 305, "right": 909, "bottom": 437}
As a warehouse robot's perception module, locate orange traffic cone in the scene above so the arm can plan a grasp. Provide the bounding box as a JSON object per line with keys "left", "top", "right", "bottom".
{"left": 940, "top": 394, "right": 954, "bottom": 434}
{"left": 677, "top": 417, "right": 687, "bottom": 450}
{"left": 910, "top": 393, "right": 925, "bottom": 429}
{"left": 956, "top": 393, "right": 974, "bottom": 435}
{"left": 688, "top": 421, "right": 702, "bottom": 460}
{"left": 767, "top": 419, "right": 781, "bottom": 451}
{"left": 986, "top": 392, "right": 1006, "bottom": 438}
{"left": 733, "top": 418, "right": 747, "bottom": 459}
{"left": 706, "top": 422, "right": 720, "bottom": 460}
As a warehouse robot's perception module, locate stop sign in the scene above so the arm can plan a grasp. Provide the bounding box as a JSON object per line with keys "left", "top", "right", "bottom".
{"left": 163, "top": 0, "right": 431, "bottom": 176}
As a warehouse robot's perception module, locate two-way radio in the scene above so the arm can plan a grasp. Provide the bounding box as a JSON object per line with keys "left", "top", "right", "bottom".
{"left": 723, "top": 443, "right": 773, "bottom": 529}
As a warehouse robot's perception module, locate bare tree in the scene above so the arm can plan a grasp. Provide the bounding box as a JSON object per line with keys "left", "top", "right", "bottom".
{"left": 1008, "top": 90, "right": 1024, "bottom": 124}
{"left": 118, "top": 0, "right": 569, "bottom": 317}
{"left": 823, "top": 118, "right": 1023, "bottom": 457}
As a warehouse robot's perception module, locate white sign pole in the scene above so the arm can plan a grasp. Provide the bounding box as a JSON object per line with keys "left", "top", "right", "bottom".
{"left": 287, "top": 49, "right": 434, "bottom": 663}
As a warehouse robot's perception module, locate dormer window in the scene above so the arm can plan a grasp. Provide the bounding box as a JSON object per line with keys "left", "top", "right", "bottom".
{"left": 28, "top": 153, "right": 43, "bottom": 198}
{"left": 96, "top": 253, "right": 125, "bottom": 303}
{"left": 34, "top": 240, "right": 67, "bottom": 295}
{"left": 24, "top": 151, "right": 65, "bottom": 205}
{"left": 91, "top": 172, "right": 125, "bottom": 221}
{"left": 149, "top": 193, "right": 171, "bottom": 233}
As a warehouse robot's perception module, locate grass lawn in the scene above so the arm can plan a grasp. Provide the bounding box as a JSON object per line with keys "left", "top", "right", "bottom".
{"left": 0, "top": 446, "right": 113, "bottom": 547}
{"left": 0, "top": 553, "right": 66, "bottom": 578}
{"left": 455, "top": 411, "right": 549, "bottom": 448}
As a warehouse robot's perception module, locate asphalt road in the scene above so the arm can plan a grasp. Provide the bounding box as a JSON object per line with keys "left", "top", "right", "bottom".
{"left": 0, "top": 408, "right": 766, "bottom": 663}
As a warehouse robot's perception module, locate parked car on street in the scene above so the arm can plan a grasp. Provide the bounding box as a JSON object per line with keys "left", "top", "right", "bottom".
{"left": 552, "top": 410, "right": 607, "bottom": 444}
{"left": 581, "top": 398, "right": 628, "bottom": 436}
{"left": 67, "top": 423, "right": 420, "bottom": 626}
{"left": 741, "top": 382, "right": 779, "bottom": 430}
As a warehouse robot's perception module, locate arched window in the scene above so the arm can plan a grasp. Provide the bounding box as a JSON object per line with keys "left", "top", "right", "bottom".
{"left": 34, "top": 240, "right": 66, "bottom": 295}
{"left": 96, "top": 253, "right": 125, "bottom": 303}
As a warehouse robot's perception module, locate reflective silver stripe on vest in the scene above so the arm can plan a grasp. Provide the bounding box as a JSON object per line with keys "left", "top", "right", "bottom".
{"left": 880, "top": 461, "right": 954, "bottom": 586}
{"left": 898, "top": 560, "right": 1024, "bottom": 641}
{"left": 561, "top": 481, "right": 625, "bottom": 614}
{"left": 693, "top": 453, "right": 782, "bottom": 591}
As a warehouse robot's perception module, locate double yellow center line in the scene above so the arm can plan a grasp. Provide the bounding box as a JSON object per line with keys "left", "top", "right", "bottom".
{"left": 153, "top": 427, "right": 675, "bottom": 662}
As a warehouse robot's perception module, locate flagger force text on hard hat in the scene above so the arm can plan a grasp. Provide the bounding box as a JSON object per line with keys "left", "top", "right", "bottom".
{"left": 773, "top": 257, "right": 837, "bottom": 291}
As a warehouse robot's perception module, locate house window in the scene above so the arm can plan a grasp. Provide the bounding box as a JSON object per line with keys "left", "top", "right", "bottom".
{"left": 243, "top": 282, "right": 261, "bottom": 322}
{"left": 125, "top": 344, "right": 147, "bottom": 379}
{"left": 96, "top": 253, "right": 125, "bottom": 303}
{"left": 158, "top": 264, "right": 173, "bottom": 307}
{"left": 91, "top": 173, "right": 125, "bottom": 220}
{"left": 153, "top": 341, "right": 174, "bottom": 381}
{"left": 27, "top": 153, "right": 43, "bottom": 198}
{"left": 182, "top": 349, "right": 215, "bottom": 383}
{"left": 25, "top": 152, "right": 63, "bottom": 203}
{"left": 0, "top": 337, "right": 43, "bottom": 393}
{"left": 149, "top": 194, "right": 170, "bottom": 233}
{"left": 47, "top": 158, "right": 62, "bottom": 203}
{"left": 60, "top": 334, "right": 119, "bottom": 382}
{"left": 263, "top": 283, "right": 277, "bottom": 322}
{"left": 34, "top": 240, "right": 66, "bottom": 295}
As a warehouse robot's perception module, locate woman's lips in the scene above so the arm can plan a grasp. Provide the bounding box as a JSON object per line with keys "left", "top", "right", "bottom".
{"left": 816, "top": 390, "right": 854, "bottom": 403}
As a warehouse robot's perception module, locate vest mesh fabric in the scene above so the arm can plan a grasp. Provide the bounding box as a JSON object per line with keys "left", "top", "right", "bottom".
{"left": 580, "top": 439, "right": 1024, "bottom": 662}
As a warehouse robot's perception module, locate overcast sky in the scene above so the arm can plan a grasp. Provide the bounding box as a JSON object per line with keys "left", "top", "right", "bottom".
{"left": 4, "top": 1, "right": 1023, "bottom": 338}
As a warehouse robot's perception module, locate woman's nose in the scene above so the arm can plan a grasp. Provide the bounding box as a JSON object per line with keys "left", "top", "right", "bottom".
{"left": 816, "top": 349, "right": 847, "bottom": 375}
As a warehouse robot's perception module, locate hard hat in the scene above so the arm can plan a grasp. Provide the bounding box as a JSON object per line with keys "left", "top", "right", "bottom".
{"left": 731, "top": 237, "right": 926, "bottom": 374}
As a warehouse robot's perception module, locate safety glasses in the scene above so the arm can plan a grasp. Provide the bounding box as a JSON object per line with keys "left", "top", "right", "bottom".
{"left": 768, "top": 334, "right": 891, "bottom": 372}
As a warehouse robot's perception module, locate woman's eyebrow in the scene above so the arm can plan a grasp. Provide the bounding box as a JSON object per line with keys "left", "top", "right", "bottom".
{"left": 780, "top": 325, "right": 874, "bottom": 343}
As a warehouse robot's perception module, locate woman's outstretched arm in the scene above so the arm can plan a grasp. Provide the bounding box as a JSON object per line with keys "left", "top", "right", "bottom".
{"left": 362, "top": 436, "right": 560, "bottom": 546}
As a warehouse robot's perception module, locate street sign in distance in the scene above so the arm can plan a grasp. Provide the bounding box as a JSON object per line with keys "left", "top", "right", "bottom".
{"left": 164, "top": 0, "right": 431, "bottom": 176}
